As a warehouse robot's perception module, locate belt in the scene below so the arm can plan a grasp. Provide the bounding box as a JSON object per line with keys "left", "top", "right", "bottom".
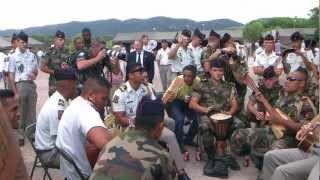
{"left": 16, "top": 80, "right": 34, "bottom": 84}
{"left": 37, "top": 149, "right": 54, "bottom": 154}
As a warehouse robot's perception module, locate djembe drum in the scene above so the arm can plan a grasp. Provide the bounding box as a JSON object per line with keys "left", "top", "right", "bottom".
{"left": 210, "top": 113, "right": 233, "bottom": 155}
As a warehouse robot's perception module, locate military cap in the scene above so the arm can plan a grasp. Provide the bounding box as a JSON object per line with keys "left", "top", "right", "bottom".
{"left": 193, "top": 28, "right": 205, "bottom": 41}
{"left": 290, "top": 31, "right": 304, "bottom": 41}
{"left": 16, "top": 31, "right": 28, "bottom": 42}
{"left": 161, "top": 39, "right": 168, "bottom": 43}
{"left": 209, "top": 30, "right": 220, "bottom": 39}
{"left": 11, "top": 33, "right": 17, "bottom": 43}
{"left": 126, "top": 63, "right": 144, "bottom": 74}
{"left": 263, "top": 66, "right": 276, "bottom": 79}
{"left": 220, "top": 33, "right": 231, "bottom": 46}
{"left": 264, "top": 34, "right": 274, "bottom": 41}
{"left": 55, "top": 30, "right": 65, "bottom": 39}
{"left": 54, "top": 68, "right": 76, "bottom": 81}
{"left": 0, "top": 89, "right": 14, "bottom": 99}
{"left": 181, "top": 29, "right": 191, "bottom": 38}
{"left": 136, "top": 97, "right": 164, "bottom": 117}
{"left": 210, "top": 59, "right": 225, "bottom": 68}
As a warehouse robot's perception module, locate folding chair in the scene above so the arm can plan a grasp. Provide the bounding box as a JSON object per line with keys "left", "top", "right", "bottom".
{"left": 55, "top": 147, "right": 88, "bottom": 180}
{"left": 25, "top": 123, "right": 58, "bottom": 180}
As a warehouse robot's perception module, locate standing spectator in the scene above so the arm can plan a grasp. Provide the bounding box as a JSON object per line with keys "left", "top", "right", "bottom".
{"left": 82, "top": 28, "right": 92, "bottom": 49}
{"left": 253, "top": 34, "right": 283, "bottom": 77}
{"left": 40, "top": 30, "right": 70, "bottom": 96}
{"left": 188, "top": 28, "right": 205, "bottom": 72}
{"left": 8, "top": 31, "right": 38, "bottom": 145}
{"left": 168, "top": 29, "right": 194, "bottom": 79}
{"left": 3, "top": 33, "right": 18, "bottom": 89}
{"left": 156, "top": 39, "right": 171, "bottom": 90}
{"left": 127, "top": 40, "right": 155, "bottom": 82}
{"left": 275, "top": 39, "right": 282, "bottom": 56}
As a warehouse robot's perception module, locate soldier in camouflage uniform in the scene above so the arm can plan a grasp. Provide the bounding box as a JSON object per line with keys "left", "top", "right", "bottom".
{"left": 40, "top": 30, "right": 70, "bottom": 96}
{"left": 250, "top": 68, "right": 317, "bottom": 172}
{"left": 230, "top": 66, "right": 282, "bottom": 169}
{"left": 90, "top": 97, "right": 177, "bottom": 180}
{"left": 189, "top": 59, "right": 239, "bottom": 178}
{"left": 199, "top": 30, "right": 221, "bottom": 81}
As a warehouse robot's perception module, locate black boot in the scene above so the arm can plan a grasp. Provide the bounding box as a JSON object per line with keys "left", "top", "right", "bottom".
{"left": 224, "top": 154, "right": 240, "bottom": 170}
{"left": 203, "top": 160, "right": 215, "bottom": 175}
{"left": 203, "top": 157, "right": 228, "bottom": 178}
{"left": 178, "top": 172, "right": 191, "bottom": 180}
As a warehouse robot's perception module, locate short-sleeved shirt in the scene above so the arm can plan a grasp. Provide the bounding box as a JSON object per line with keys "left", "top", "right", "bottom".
{"left": 192, "top": 79, "right": 237, "bottom": 114}
{"left": 112, "top": 81, "right": 149, "bottom": 120}
{"left": 254, "top": 51, "right": 283, "bottom": 70}
{"left": 90, "top": 129, "right": 177, "bottom": 180}
{"left": 188, "top": 44, "right": 203, "bottom": 71}
{"left": 285, "top": 52, "right": 312, "bottom": 72}
{"left": 35, "top": 91, "right": 67, "bottom": 150}
{"left": 42, "top": 47, "right": 69, "bottom": 86}
{"left": 8, "top": 48, "right": 38, "bottom": 82}
{"left": 156, "top": 47, "right": 171, "bottom": 65}
{"left": 170, "top": 44, "right": 195, "bottom": 73}
{"left": 56, "top": 96, "right": 106, "bottom": 178}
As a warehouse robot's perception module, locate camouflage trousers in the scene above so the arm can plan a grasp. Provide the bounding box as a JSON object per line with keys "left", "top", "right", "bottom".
{"left": 230, "top": 127, "right": 299, "bottom": 169}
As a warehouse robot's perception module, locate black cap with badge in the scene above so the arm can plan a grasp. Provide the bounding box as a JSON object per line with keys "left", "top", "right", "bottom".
{"left": 209, "top": 30, "right": 220, "bottom": 39}
{"left": 55, "top": 30, "right": 65, "bottom": 39}
{"left": 16, "top": 31, "right": 28, "bottom": 42}
{"left": 181, "top": 29, "right": 191, "bottom": 38}
{"left": 193, "top": 28, "right": 205, "bottom": 41}
{"left": 126, "top": 63, "right": 144, "bottom": 74}
{"left": 263, "top": 66, "right": 276, "bottom": 79}
{"left": 54, "top": 68, "right": 76, "bottom": 81}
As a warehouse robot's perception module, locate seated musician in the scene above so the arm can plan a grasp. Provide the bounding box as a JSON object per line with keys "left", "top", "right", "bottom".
{"left": 112, "top": 63, "right": 191, "bottom": 180}
{"left": 189, "top": 59, "right": 239, "bottom": 178}
{"left": 230, "top": 66, "right": 282, "bottom": 169}
{"left": 162, "top": 65, "right": 199, "bottom": 161}
{"left": 261, "top": 117, "right": 320, "bottom": 180}
{"left": 254, "top": 67, "right": 317, "bottom": 149}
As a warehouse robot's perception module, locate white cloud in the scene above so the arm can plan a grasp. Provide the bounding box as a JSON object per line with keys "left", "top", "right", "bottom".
{"left": 0, "top": 0, "right": 317, "bottom": 30}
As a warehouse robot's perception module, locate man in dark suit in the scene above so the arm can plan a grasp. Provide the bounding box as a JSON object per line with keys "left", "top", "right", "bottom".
{"left": 127, "top": 40, "right": 155, "bottom": 82}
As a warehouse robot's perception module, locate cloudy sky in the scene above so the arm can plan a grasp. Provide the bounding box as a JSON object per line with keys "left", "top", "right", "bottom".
{"left": 0, "top": 0, "right": 317, "bottom": 30}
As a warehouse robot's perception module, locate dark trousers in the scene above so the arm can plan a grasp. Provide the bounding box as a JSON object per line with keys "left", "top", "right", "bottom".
{"left": 171, "top": 99, "right": 198, "bottom": 152}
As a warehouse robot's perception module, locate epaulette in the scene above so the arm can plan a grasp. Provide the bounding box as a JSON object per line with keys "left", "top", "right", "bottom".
{"left": 119, "top": 84, "right": 127, "bottom": 92}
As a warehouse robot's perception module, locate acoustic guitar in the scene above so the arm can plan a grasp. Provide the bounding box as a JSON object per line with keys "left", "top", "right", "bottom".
{"left": 298, "top": 115, "right": 320, "bottom": 152}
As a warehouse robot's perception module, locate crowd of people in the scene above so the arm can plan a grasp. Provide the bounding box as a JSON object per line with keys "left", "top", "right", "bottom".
{"left": 0, "top": 26, "right": 319, "bottom": 180}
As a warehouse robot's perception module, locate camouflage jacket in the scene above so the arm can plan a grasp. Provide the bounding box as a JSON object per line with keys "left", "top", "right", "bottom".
{"left": 200, "top": 46, "right": 217, "bottom": 62}
{"left": 275, "top": 90, "right": 317, "bottom": 136}
{"left": 192, "top": 79, "right": 237, "bottom": 114}
{"left": 42, "top": 47, "right": 69, "bottom": 85}
{"left": 250, "top": 81, "right": 282, "bottom": 107}
{"left": 90, "top": 129, "right": 177, "bottom": 180}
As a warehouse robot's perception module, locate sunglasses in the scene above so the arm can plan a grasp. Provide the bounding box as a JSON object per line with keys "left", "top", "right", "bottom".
{"left": 286, "top": 77, "right": 303, "bottom": 82}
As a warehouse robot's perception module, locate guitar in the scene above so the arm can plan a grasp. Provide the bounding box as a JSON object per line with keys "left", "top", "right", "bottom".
{"left": 298, "top": 115, "right": 320, "bottom": 152}
{"left": 245, "top": 75, "right": 290, "bottom": 139}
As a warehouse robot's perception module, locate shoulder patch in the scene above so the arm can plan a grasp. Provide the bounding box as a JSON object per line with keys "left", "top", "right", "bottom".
{"left": 58, "top": 99, "right": 65, "bottom": 106}
{"left": 112, "top": 95, "right": 119, "bottom": 103}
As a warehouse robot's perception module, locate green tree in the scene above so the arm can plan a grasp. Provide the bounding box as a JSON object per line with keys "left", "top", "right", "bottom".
{"left": 242, "top": 21, "right": 264, "bottom": 42}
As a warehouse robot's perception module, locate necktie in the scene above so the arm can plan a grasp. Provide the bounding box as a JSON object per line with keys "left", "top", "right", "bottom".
{"left": 137, "top": 52, "right": 141, "bottom": 65}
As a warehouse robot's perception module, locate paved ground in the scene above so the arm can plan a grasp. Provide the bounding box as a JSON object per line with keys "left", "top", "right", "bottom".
{"left": 21, "top": 59, "right": 260, "bottom": 179}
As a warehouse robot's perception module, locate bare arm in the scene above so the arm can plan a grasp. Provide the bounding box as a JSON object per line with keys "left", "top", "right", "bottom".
{"left": 189, "top": 96, "right": 209, "bottom": 114}
{"left": 253, "top": 66, "right": 264, "bottom": 76}
{"left": 76, "top": 50, "right": 105, "bottom": 70}
{"left": 40, "top": 61, "right": 54, "bottom": 75}
{"left": 87, "top": 126, "right": 112, "bottom": 149}
{"left": 168, "top": 45, "right": 179, "bottom": 59}
{"left": 258, "top": 94, "right": 302, "bottom": 132}
{"left": 224, "top": 97, "right": 238, "bottom": 115}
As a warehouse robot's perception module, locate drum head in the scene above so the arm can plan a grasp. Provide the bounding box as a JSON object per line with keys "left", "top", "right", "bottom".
{"left": 210, "top": 113, "right": 232, "bottom": 121}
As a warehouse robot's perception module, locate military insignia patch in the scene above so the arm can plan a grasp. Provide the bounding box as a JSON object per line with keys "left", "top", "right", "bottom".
{"left": 112, "top": 95, "right": 119, "bottom": 103}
